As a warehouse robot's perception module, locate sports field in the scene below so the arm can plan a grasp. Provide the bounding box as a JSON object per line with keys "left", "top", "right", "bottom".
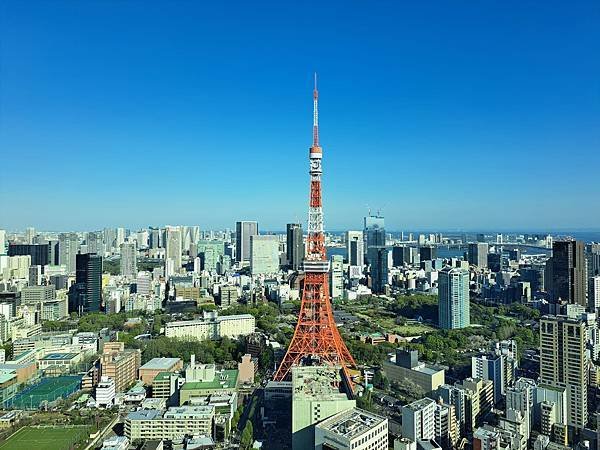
{"left": 3, "top": 376, "right": 82, "bottom": 409}
{"left": 0, "top": 425, "right": 90, "bottom": 450}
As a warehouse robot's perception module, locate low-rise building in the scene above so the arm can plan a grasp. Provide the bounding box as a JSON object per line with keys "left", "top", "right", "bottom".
{"left": 164, "top": 311, "right": 255, "bottom": 341}
{"left": 139, "top": 357, "right": 182, "bottom": 385}
{"left": 96, "top": 376, "right": 116, "bottom": 408}
{"left": 38, "top": 352, "right": 83, "bottom": 374}
{"left": 315, "top": 407, "right": 388, "bottom": 450}
{"left": 383, "top": 349, "right": 445, "bottom": 395}
{"left": 124, "top": 406, "right": 215, "bottom": 441}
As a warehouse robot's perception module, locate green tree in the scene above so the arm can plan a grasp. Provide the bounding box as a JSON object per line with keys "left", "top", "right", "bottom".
{"left": 240, "top": 421, "right": 254, "bottom": 449}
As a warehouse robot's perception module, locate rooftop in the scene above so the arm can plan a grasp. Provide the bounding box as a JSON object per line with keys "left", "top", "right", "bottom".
{"left": 41, "top": 352, "right": 79, "bottom": 361}
{"left": 166, "top": 314, "right": 254, "bottom": 327}
{"left": 404, "top": 397, "right": 436, "bottom": 412}
{"left": 163, "top": 405, "right": 214, "bottom": 419}
{"left": 127, "top": 409, "right": 162, "bottom": 421}
{"left": 181, "top": 369, "right": 238, "bottom": 391}
{"left": 317, "top": 407, "right": 387, "bottom": 441}
{"left": 140, "top": 357, "right": 181, "bottom": 370}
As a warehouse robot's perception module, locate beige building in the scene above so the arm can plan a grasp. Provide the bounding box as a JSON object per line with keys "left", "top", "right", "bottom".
{"left": 237, "top": 354, "right": 255, "bottom": 384}
{"left": 540, "top": 315, "right": 588, "bottom": 430}
{"left": 139, "top": 357, "right": 182, "bottom": 384}
{"left": 125, "top": 406, "right": 214, "bottom": 441}
{"left": 100, "top": 342, "right": 141, "bottom": 392}
{"left": 383, "top": 349, "right": 445, "bottom": 394}
{"left": 165, "top": 312, "right": 255, "bottom": 341}
{"left": 315, "top": 407, "right": 388, "bottom": 450}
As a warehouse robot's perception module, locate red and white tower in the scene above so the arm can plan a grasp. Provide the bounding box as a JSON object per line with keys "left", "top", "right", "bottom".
{"left": 274, "top": 75, "right": 356, "bottom": 381}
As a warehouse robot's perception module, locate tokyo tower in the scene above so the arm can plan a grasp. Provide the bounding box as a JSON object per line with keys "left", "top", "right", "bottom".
{"left": 273, "top": 75, "right": 356, "bottom": 381}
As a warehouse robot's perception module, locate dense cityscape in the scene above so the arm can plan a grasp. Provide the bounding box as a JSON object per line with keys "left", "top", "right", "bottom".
{"left": 2, "top": 2, "right": 599, "bottom": 450}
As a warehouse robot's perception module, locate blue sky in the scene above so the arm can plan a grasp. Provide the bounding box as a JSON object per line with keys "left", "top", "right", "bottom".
{"left": 1, "top": 1, "right": 599, "bottom": 231}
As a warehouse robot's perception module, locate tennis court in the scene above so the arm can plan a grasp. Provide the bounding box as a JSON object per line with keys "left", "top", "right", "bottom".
{"left": 0, "top": 425, "right": 89, "bottom": 450}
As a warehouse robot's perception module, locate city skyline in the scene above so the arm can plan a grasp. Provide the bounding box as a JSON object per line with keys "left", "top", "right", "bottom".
{"left": 2, "top": 1, "right": 599, "bottom": 230}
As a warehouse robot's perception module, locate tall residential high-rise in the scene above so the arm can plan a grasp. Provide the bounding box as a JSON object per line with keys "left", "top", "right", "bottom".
{"left": 149, "top": 227, "right": 162, "bottom": 249}
{"left": 587, "top": 244, "right": 600, "bottom": 304}
{"left": 236, "top": 221, "right": 258, "bottom": 264}
{"left": 590, "top": 276, "right": 600, "bottom": 312}
{"left": 115, "top": 227, "right": 126, "bottom": 248}
{"left": 539, "top": 315, "right": 588, "bottom": 430}
{"left": 86, "top": 231, "right": 104, "bottom": 256}
{"left": 165, "top": 226, "right": 182, "bottom": 274}
{"left": 250, "top": 235, "right": 279, "bottom": 275}
{"left": 25, "top": 227, "right": 36, "bottom": 244}
{"left": 120, "top": 242, "right": 138, "bottom": 279}
{"left": 368, "top": 246, "right": 388, "bottom": 294}
{"left": 364, "top": 214, "right": 385, "bottom": 265}
{"left": 286, "top": 223, "right": 304, "bottom": 270}
{"left": 58, "top": 232, "right": 79, "bottom": 273}
{"left": 69, "top": 253, "right": 103, "bottom": 314}
{"left": 438, "top": 267, "right": 470, "bottom": 329}
{"left": 401, "top": 398, "right": 436, "bottom": 442}
{"left": 0, "top": 230, "right": 5, "bottom": 255}
{"left": 346, "top": 231, "right": 364, "bottom": 268}
{"left": 548, "top": 240, "right": 586, "bottom": 307}
{"left": 468, "top": 242, "right": 489, "bottom": 268}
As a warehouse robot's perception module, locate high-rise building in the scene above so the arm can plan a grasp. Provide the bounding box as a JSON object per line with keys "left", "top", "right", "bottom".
{"left": 539, "top": 315, "right": 588, "bottom": 430}
{"left": 68, "top": 253, "right": 102, "bottom": 314}
{"left": 149, "top": 227, "right": 161, "bottom": 249}
{"left": 330, "top": 255, "right": 344, "bottom": 299}
{"left": 115, "top": 227, "right": 126, "bottom": 248}
{"left": 86, "top": 231, "right": 103, "bottom": 256}
{"left": 438, "top": 267, "right": 470, "bottom": 329}
{"left": 419, "top": 245, "right": 436, "bottom": 262}
{"left": 472, "top": 352, "right": 511, "bottom": 405}
{"left": 589, "top": 276, "right": 600, "bottom": 312}
{"left": 24, "top": 227, "right": 35, "bottom": 244}
{"left": 120, "top": 242, "right": 137, "bottom": 279}
{"left": 401, "top": 397, "right": 436, "bottom": 442}
{"left": 368, "top": 246, "right": 388, "bottom": 294}
{"left": 58, "top": 232, "right": 79, "bottom": 273}
{"left": 286, "top": 223, "right": 304, "bottom": 270}
{"left": 364, "top": 215, "right": 385, "bottom": 265}
{"left": 235, "top": 221, "right": 258, "bottom": 264}
{"left": 548, "top": 240, "right": 586, "bottom": 307}
{"left": 346, "top": 231, "right": 364, "bottom": 268}
{"left": 165, "top": 226, "right": 182, "bottom": 274}
{"left": 7, "top": 244, "right": 50, "bottom": 266}
{"left": 0, "top": 230, "right": 5, "bottom": 255}
{"left": 468, "top": 242, "right": 489, "bottom": 268}
{"left": 250, "top": 235, "right": 279, "bottom": 275}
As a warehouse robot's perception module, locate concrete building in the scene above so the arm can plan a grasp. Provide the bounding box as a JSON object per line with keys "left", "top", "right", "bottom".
{"left": 286, "top": 223, "right": 305, "bottom": 271}
{"left": 438, "top": 266, "right": 470, "bottom": 329}
{"left": 218, "top": 285, "right": 238, "bottom": 308}
{"left": 472, "top": 353, "right": 507, "bottom": 405}
{"left": 100, "top": 342, "right": 141, "bottom": 392}
{"left": 383, "top": 349, "right": 445, "bottom": 395}
{"left": 401, "top": 398, "right": 436, "bottom": 442}
{"left": 179, "top": 360, "right": 238, "bottom": 404}
{"left": 125, "top": 406, "right": 214, "bottom": 441}
{"left": 589, "top": 276, "right": 600, "bottom": 312}
{"left": 292, "top": 365, "right": 355, "bottom": 450}
{"left": 165, "top": 226, "right": 182, "bottom": 275}
{"left": 58, "top": 232, "right": 79, "bottom": 273}
{"left": 164, "top": 312, "right": 255, "bottom": 341}
{"left": 547, "top": 240, "right": 587, "bottom": 307}
{"left": 539, "top": 315, "right": 588, "bottom": 430}
{"left": 250, "top": 235, "right": 279, "bottom": 275}
{"left": 468, "top": 242, "right": 489, "bottom": 268}
{"left": 236, "top": 221, "right": 258, "bottom": 264}
{"left": 96, "top": 376, "right": 116, "bottom": 408}
{"left": 237, "top": 354, "right": 254, "bottom": 384}
{"left": 120, "top": 242, "right": 137, "bottom": 279}
{"left": 330, "top": 254, "right": 344, "bottom": 299}
{"left": 139, "top": 357, "right": 183, "bottom": 385}
{"left": 315, "top": 407, "right": 388, "bottom": 450}
{"left": 346, "top": 231, "right": 364, "bottom": 268}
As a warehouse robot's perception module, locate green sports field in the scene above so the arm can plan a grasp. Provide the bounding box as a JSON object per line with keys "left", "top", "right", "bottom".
{"left": 0, "top": 426, "right": 90, "bottom": 450}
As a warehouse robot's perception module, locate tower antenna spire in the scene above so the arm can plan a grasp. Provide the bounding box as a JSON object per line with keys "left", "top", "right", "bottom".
{"left": 313, "top": 72, "right": 319, "bottom": 147}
